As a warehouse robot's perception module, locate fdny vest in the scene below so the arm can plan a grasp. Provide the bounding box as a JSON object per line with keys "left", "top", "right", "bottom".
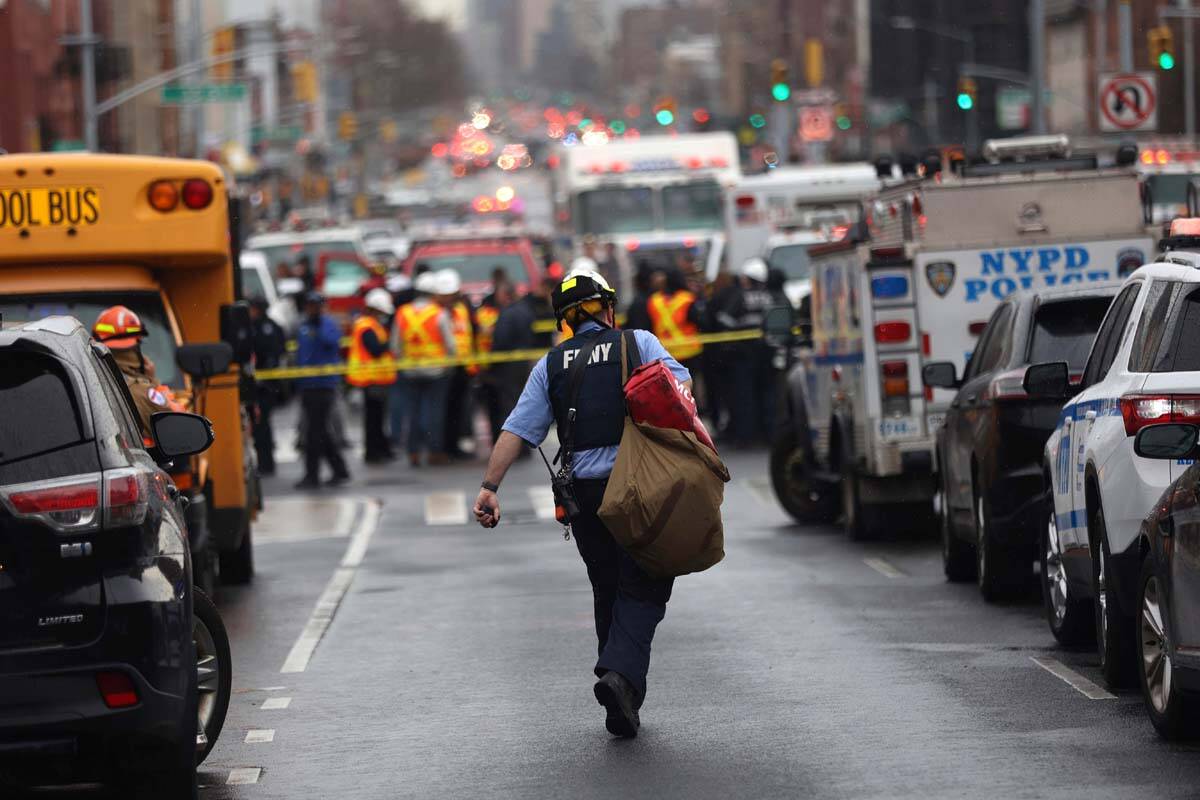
{"left": 546, "top": 327, "right": 630, "bottom": 453}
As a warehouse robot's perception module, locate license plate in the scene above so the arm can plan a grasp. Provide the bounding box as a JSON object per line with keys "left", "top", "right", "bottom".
{"left": 0, "top": 187, "right": 101, "bottom": 229}
{"left": 878, "top": 416, "right": 922, "bottom": 440}
{"left": 926, "top": 413, "right": 946, "bottom": 433}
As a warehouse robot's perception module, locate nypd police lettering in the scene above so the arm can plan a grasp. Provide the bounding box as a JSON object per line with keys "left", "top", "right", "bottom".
{"left": 956, "top": 245, "right": 1132, "bottom": 303}
{"left": 562, "top": 341, "right": 614, "bottom": 368}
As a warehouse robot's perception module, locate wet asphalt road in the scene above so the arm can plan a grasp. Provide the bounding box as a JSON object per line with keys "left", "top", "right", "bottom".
{"left": 26, "top": 422, "right": 1200, "bottom": 799}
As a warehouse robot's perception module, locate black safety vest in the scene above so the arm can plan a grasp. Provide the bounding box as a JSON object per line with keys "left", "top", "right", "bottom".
{"left": 546, "top": 327, "right": 631, "bottom": 452}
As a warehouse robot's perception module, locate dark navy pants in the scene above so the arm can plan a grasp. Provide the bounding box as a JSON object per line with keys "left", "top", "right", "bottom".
{"left": 571, "top": 479, "right": 674, "bottom": 702}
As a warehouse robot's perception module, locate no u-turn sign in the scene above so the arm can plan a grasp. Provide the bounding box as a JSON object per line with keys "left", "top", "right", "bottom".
{"left": 1098, "top": 72, "right": 1158, "bottom": 132}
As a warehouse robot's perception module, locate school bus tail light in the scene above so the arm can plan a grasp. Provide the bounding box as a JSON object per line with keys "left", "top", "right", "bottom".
{"left": 181, "top": 179, "right": 214, "bottom": 210}
{"left": 147, "top": 181, "right": 178, "bottom": 212}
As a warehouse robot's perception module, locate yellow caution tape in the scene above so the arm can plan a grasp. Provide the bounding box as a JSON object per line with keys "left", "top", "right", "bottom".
{"left": 257, "top": 329, "right": 765, "bottom": 381}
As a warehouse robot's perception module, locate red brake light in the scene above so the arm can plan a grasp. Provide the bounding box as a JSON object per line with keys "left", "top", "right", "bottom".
{"left": 984, "top": 368, "right": 1028, "bottom": 402}
{"left": 874, "top": 321, "right": 911, "bottom": 343}
{"left": 881, "top": 360, "right": 909, "bottom": 397}
{"left": 1120, "top": 394, "right": 1200, "bottom": 436}
{"left": 2, "top": 474, "right": 101, "bottom": 531}
{"left": 968, "top": 321, "right": 989, "bottom": 336}
{"left": 881, "top": 360, "right": 908, "bottom": 378}
{"left": 735, "top": 196, "right": 755, "bottom": 208}
{"left": 96, "top": 671, "right": 139, "bottom": 709}
{"left": 181, "top": 179, "right": 213, "bottom": 210}
{"left": 104, "top": 468, "right": 148, "bottom": 528}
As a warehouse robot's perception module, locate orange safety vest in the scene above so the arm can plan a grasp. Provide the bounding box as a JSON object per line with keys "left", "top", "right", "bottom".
{"left": 476, "top": 305, "right": 500, "bottom": 354}
{"left": 396, "top": 303, "right": 448, "bottom": 364}
{"left": 451, "top": 301, "right": 476, "bottom": 374}
{"left": 648, "top": 290, "right": 702, "bottom": 360}
{"left": 346, "top": 315, "right": 397, "bottom": 387}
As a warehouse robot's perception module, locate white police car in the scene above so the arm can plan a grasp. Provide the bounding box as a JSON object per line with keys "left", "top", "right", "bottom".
{"left": 1029, "top": 228, "right": 1200, "bottom": 687}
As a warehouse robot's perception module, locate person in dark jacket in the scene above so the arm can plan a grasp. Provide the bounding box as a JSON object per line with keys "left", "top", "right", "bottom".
{"left": 294, "top": 292, "right": 350, "bottom": 489}
{"left": 623, "top": 261, "right": 655, "bottom": 332}
{"left": 250, "top": 298, "right": 287, "bottom": 475}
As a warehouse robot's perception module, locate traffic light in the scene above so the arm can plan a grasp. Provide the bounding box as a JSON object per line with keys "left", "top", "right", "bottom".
{"left": 211, "top": 26, "right": 236, "bottom": 82}
{"left": 1149, "top": 25, "right": 1175, "bottom": 70}
{"left": 653, "top": 96, "right": 677, "bottom": 126}
{"left": 770, "top": 58, "right": 791, "bottom": 102}
{"left": 292, "top": 61, "right": 318, "bottom": 104}
{"left": 956, "top": 76, "right": 977, "bottom": 111}
{"left": 338, "top": 111, "right": 358, "bottom": 141}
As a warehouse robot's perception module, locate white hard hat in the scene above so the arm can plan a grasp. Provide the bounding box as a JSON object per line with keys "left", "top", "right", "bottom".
{"left": 385, "top": 273, "right": 412, "bottom": 293}
{"left": 741, "top": 257, "right": 769, "bottom": 283}
{"left": 414, "top": 271, "right": 439, "bottom": 294}
{"left": 434, "top": 268, "right": 461, "bottom": 296}
{"left": 364, "top": 287, "right": 394, "bottom": 315}
{"left": 570, "top": 256, "right": 599, "bottom": 274}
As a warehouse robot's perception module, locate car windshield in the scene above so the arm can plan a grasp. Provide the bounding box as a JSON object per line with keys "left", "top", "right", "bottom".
{"left": 662, "top": 182, "right": 722, "bottom": 230}
{"left": 322, "top": 258, "right": 370, "bottom": 298}
{"left": 251, "top": 240, "right": 359, "bottom": 275}
{"left": 767, "top": 245, "right": 814, "bottom": 280}
{"left": 577, "top": 188, "right": 653, "bottom": 234}
{"left": 1028, "top": 297, "right": 1113, "bottom": 371}
{"left": 1146, "top": 173, "right": 1194, "bottom": 205}
{"left": 630, "top": 243, "right": 709, "bottom": 274}
{"left": 0, "top": 292, "right": 182, "bottom": 388}
{"left": 414, "top": 252, "right": 530, "bottom": 284}
{"left": 0, "top": 352, "right": 85, "bottom": 466}
{"left": 241, "top": 267, "right": 267, "bottom": 300}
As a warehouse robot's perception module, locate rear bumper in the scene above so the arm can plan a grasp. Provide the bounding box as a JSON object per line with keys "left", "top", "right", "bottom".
{"left": 0, "top": 662, "right": 190, "bottom": 782}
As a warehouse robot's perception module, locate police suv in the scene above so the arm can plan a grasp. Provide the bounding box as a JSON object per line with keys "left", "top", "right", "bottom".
{"left": 1029, "top": 218, "right": 1200, "bottom": 687}
{"left": 770, "top": 136, "right": 1154, "bottom": 539}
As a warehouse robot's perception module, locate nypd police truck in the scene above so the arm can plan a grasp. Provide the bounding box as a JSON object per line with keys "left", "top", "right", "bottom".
{"left": 769, "top": 136, "right": 1154, "bottom": 539}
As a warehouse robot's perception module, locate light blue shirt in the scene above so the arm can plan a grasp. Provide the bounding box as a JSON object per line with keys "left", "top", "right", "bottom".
{"left": 501, "top": 323, "right": 692, "bottom": 479}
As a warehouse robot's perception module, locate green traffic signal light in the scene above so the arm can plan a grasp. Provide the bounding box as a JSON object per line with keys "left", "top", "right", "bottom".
{"left": 956, "top": 93, "right": 974, "bottom": 111}
{"left": 771, "top": 82, "right": 791, "bottom": 102}
{"left": 836, "top": 115, "right": 852, "bottom": 131}
{"left": 749, "top": 113, "right": 766, "bottom": 129}
{"left": 1160, "top": 51, "right": 1176, "bottom": 70}
{"left": 655, "top": 109, "right": 675, "bottom": 126}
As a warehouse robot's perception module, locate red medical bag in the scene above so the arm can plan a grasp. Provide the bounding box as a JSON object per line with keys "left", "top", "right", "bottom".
{"left": 624, "top": 360, "right": 716, "bottom": 452}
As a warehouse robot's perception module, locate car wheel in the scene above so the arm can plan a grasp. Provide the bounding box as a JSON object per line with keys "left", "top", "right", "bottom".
{"left": 220, "top": 519, "right": 254, "bottom": 585}
{"left": 1041, "top": 501, "right": 1093, "bottom": 645}
{"left": 941, "top": 486, "right": 975, "bottom": 582}
{"left": 1137, "top": 554, "right": 1196, "bottom": 739}
{"left": 769, "top": 424, "right": 836, "bottom": 525}
{"left": 1091, "top": 504, "right": 1136, "bottom": 688}
{"left": 975, "top": 491, "right": 1018, "bottom": 602}
{"left": 193, "top": 588, "right": 232, "bottom": 765}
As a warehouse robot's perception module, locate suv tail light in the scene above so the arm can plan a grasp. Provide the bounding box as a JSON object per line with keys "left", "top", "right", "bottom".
{"left": 1120, "top": 394, "right": 1200, "bottom": 435}
{"left": 983, "top": 368, "right": 1028, "bottom": 402}
{"left": 96, "top": 671, "right": 139, "bottom": 709}
{"left": 881, "top": 360, "right": 910, "bottom": 415}
{"left": 1, "top": 468, "right": 150, "bottom": 533}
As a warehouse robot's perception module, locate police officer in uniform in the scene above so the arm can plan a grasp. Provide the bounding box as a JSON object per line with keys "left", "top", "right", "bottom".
{"left": 472, "top": 263, "right": 692, "bottom": 738}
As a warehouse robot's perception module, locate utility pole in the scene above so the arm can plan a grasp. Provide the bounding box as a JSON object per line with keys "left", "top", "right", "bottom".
{"left": 189, "top": 0, "right": 205, "bottom": 157}
{"left": 1030, "top": 0, "right": 1047, "bottom": 133}
{"left": 772, "top": 0, "right": 794, "bottom": 162}
{"left": 79, "top": 0, "right": 99, "bottom": 151}
{"left": 1118, "top": 0, "right": 1133, "bottom": 71}
{"left": 1094, "top": 0, "right": 1107, "bottom": 74}
{"left": 1185, "top": 0, "right": 1196, "bottom": 140}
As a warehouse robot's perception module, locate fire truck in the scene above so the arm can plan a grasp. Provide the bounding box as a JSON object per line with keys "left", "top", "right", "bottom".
{"left": 769, "top": 136, "right": 1155, "bottom": 538}
{"left": 558, "top": 133, "right": 741, "bottom": 292}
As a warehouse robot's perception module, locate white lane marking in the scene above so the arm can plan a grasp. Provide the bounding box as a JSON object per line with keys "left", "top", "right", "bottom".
{"left": 280, "top": 499, "right": 382, "bottom": 674}
{"left": 864, "top": 557, "right": 905, "bottom": 578}
{"left": 1031, "top": 656, "right": 1117, "bottom": 700}
{"left": 334, "top": 498, "right": 358, "bottom": 537}
{"left": 424, "top": 490, "right": 468, "bottom": 526}
{"left": 528, "top": 486, "right": 557, "bottom": 521}
{"left": 341, "top": 501, "right": 382, "bottom": 567}
{"left": 245, "top": 729, "right": 275, "bottom": 744}
{"left": 227, "top": 768, "right": 262, "bottom": 785}
{"left": 261, "top": 697, "right": 291, "bottom": 710}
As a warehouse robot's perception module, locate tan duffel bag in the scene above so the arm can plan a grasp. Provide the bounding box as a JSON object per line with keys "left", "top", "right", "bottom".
{"left": 598, "top": 336, "right": 730, "bottom": 578}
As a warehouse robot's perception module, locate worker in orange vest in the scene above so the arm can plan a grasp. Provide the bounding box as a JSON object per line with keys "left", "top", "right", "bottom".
{"left": 435, "top": 268, "right": 475, "bottom": 459}
{"left": 474, "top": 280, "right": 511, "bottom": 446}
{"left": 393, "top": 271, "right": 457, "bottom": 466}
{"left": 647, "top": 267, "right": 704, "bottom": 373}
{"left": 348, "top": 288, "right": 398, "bottom": 464}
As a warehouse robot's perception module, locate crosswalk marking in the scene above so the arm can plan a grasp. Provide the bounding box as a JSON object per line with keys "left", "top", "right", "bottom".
{"left": 528, "top": 486, "right": 557, "bottom": 521}
{"left": 864, "top": 557, "right": 905, "bottom": 578}
{"left": 245, "top": 729, "right": 275, "bottom": 743}
{"left": 261, "top": 696, "right": 291, "bottom": 710}
{"left": 227, "top": 768, "right": 262, "bottom": 785}
{"left": 424, "top": 491, "right": 469, "bottom": 526}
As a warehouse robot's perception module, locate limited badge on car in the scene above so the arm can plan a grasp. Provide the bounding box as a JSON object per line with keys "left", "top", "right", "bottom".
{"left": 0, "top": 187, "right": 100, "bottom": 229}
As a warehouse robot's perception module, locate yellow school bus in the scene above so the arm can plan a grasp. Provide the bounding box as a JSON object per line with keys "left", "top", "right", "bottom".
{"left": 0, "top": 153, "right": 256, "bottom": 592}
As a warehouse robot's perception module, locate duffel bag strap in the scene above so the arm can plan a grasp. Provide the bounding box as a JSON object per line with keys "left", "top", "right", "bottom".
{"left": 619, "top": 329, "right": 643, "bottom": 385}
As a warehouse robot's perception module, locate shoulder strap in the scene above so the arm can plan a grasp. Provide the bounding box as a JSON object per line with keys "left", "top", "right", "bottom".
{"left": 620, "top": 329, "right": 643, "bottom": 384}
{"left": 561, "top": 333, "right": 602, "bottom": 462}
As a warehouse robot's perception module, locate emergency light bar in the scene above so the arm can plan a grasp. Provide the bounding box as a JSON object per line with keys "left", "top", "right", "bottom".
{"left": 981, "top": 135, "right": 1071, "bottom": 163}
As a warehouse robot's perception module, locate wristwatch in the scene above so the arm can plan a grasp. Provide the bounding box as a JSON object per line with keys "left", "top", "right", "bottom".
{"left": 481, "top": 481, "right": 499, "bottom": 493}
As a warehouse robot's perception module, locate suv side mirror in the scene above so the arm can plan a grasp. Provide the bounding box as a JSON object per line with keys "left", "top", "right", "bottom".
{"left": 177, "top": 342, "right": 234, "bottom": 379}
{"left": 1134, "top": 423, "right": 1200, "bottom": 460}
{"left": 220, "top": 301, "right": 254, "bottom": 364}
{"left": 150, "top": 411, "right": 214, "bottom": 458}
{"left": 922, "top": 361, "right": 959, "bottom": 389}
{"left": 762, "top": 306, "right": 796, "bottom": 343}
{"left": 1023, "top": 361, "right": 1070, "bottom": 398}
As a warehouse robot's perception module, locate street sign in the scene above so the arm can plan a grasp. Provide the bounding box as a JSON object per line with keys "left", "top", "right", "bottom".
{"left": 50, "top": 139, "right": 86, "bottom": 152}
{"left": 160, "top": 83, "right": 247, "bottom": 105}
{"left": 996, "top": 87, "right": 1031, "bottom": 130}
{"left": 1098, "top": 72, "right": 1158, "bottom": 132}
{"left": 799, "top": 106, "right": 834, "bottom": 142}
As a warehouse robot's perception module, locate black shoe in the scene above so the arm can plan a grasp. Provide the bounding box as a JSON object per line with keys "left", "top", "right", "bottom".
{"left": 293, "top": 478, "right": 321, "bottom": 490}
{"left": 593, "top": 671, "right": 640, "bottom": 738}
{"left": 325, "top": 473, "right": 350, "bottom": 487}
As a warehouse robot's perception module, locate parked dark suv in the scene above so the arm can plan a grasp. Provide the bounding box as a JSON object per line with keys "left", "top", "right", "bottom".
{"left": 0, "top": 317, "right": 229, "bottom": 798}
{"left": 922, "top": 284, "right": 1119, "bottom": 600}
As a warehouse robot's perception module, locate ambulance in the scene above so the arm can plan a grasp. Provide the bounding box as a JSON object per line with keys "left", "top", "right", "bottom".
{"left": 769, "top": 136, "right": 1154, "bottom": 539}
{"left": 558, "top": 132, "right": 741, "bottom": 290}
